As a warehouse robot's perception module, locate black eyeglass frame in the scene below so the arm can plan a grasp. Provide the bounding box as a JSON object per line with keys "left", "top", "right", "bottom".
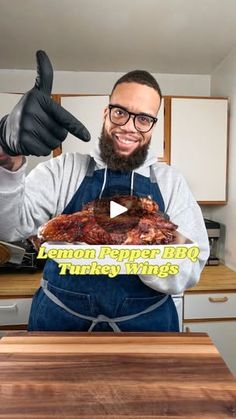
{"left": 108, "top": 104, "right": 158, "bottom": 133}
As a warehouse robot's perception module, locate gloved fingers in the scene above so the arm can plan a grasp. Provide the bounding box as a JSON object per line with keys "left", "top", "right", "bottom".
{"left": 41, "top": 114, "right": 68, "bottom": 143}
{"left": 22, "top": 105, "right": 68, "bottom": 143}
{"left": 34, "top": 50, "right": 53, "bottom": 96}
{"left": 46, "top": 98, "right": 91, "bottom": 142}
{"left": 42, "top": 126, "right": 67, "bottom": 149}
{"left": 31, "top": 88, "right": 90, "bottom": 142}
{"left": 20, "top": 129, "right": 62, "bottom": 156}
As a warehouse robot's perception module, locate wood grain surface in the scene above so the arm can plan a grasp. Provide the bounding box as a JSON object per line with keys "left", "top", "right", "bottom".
{"left": 186, "top": 265, "right": 236, "bottom": 293}
{"left": 0, "top": 332, "right": 236, "bottom": 418}
{"left": 0, "top": 269, "right": 42, "bottom": 297}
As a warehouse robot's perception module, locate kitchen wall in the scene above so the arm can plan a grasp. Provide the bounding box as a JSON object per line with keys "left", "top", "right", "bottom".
{"left": 210, "top": 46, "right": 236, "bottom": 270}
{"left": 0, "top": 69, "right": 210, "bottom": 96}
{"left": 0, "top": 69, "right": 211, "bottom": 173}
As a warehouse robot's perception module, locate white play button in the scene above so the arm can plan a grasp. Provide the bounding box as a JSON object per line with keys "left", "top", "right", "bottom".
{"left": 110, "top": 200, "right": 128, "bottom": 219}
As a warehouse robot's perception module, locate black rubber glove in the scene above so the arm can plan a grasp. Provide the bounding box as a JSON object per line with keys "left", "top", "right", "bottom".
{"left": 0, "top": 50, "right": 90, "bottom": 156}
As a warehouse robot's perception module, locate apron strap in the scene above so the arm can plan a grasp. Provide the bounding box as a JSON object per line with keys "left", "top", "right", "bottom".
{"left": 41, "top": 279, "right": 168, "bottom": 332}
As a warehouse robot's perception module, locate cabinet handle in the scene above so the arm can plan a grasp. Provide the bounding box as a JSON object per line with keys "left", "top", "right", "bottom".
{"left": 208, "top": 296, "right": 228, "bottom": 303}
{"left": 0, "top": 304, "right": 17, "bottom": 311}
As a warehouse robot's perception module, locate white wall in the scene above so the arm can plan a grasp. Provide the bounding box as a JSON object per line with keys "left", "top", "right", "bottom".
{"left": 0, "top": 69, "right": 211, "bottom": 174}
{"left": 0, "top": 69, "right": 210, "bottom": 96}
{"left": 210, "top": 46, "right": 236, "bottom": 270}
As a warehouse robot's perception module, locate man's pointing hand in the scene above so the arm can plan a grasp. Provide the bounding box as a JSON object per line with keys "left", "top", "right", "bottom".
{"left": 0, "top": 50, "right": 90, "bottom": 156}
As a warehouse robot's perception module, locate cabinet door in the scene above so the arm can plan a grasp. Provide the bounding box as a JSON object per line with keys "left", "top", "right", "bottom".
{"left": 170, "top": 98, "right": 228, "bottom": 203}
{"left": 184, "top": 293, "right": 236, "bottom": 320}
{"left": 60, "top": 96, "right": 166, "bottom": 161}
{"left": 172, "top": 297, "right": 183, "bottom": 331}
{"left": 61, "top": 95, "right": 109, "bottom": 155}
{"left": 184, "top": 321, "right": 236, "bottom": 378}
{"left": 0, "top": 298, "right": 32, "bottom": 326}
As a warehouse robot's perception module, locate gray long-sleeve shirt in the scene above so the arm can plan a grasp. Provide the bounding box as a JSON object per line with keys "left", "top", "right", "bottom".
{"left": 0, "top": 149, "right": 209, "bottom": 294}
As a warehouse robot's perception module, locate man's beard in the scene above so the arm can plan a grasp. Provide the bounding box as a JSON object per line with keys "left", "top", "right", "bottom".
{"left": 99, "top": 125, "right": 151, "bottom": 172}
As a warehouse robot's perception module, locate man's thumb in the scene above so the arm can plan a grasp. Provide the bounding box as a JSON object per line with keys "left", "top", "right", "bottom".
{"left": 34, "top": 50, "right": 53, "bottom": 95}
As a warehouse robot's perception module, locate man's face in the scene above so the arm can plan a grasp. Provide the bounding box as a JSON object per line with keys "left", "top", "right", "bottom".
{"left": 99, "top": 82, "right": 161, "bottom": 171}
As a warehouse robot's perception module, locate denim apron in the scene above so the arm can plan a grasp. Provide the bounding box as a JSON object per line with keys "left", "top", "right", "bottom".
{"left": 28, "top": 158, "right": 179, "bottom": 332}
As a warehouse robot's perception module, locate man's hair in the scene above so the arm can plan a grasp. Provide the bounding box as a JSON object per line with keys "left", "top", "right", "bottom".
{"left": 111, "top": 70, "right": 162, "bottom": 99}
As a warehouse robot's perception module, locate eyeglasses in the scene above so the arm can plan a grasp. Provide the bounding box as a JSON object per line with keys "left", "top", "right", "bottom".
{"left": 108, "top": 104, "right": 158, "bottom": 133}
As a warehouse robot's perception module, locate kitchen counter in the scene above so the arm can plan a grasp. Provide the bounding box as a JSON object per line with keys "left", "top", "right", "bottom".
{"left": 0, "top": 269, "right": 42, "bottom": 297}
{"left": 1, "top": 264, "right": 236, "bottom": 298}
{"left": 0, "top": 332, "right": 236, "bottom": 418}
{"left": 186, "top": 264, "right": 236, "bottom": 293}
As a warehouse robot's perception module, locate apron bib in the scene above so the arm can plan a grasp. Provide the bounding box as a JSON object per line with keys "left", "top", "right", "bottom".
{"left": 28, "top": 158, "right": 179, "bottom": 332}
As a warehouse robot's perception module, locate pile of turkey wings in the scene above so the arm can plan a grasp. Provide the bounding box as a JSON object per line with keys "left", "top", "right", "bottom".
{"left": 38, "top": 195, "right": 178, "bottom": 245}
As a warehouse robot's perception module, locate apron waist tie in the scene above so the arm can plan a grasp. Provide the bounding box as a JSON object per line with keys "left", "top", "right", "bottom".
{"left": 41, "top": 279, "right": 169, "bottom": 332}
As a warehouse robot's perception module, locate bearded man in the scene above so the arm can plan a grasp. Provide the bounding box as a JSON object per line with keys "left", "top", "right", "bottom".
{"left": 0, "top": 51, "right": 209, "bottom": 332}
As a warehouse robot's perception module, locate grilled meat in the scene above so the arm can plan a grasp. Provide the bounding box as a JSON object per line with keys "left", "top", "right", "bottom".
{"left": 38, "top": 195, "right": 178, "bottom": 245}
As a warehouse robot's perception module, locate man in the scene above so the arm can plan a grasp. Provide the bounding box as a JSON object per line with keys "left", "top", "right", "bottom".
{"left": 0, "top": 51, "right": 209, "bottom": 332}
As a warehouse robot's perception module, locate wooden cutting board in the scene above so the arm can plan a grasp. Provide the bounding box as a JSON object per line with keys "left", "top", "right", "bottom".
{"left": 0, "top": 332, "right": 236, "bottom": 418}
{"left": 0, "top": 333, "right": 218, "bottom": 354}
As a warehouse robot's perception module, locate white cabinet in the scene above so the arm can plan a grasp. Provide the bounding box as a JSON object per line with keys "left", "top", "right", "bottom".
{"left": 170, "top": 97, "right": 228, "bottom": 203}
{"left": 0, "top": 298, "right": 32, "bottom": 326}
{"left": 60, "top": 95, "right": 166, "bottom": 161}
{"left": 184, "top": 292, "right": 236, "bottom": 377}
{"left": 184, "top": 293, "right": 236, "bottom": 319}
{"left": 60, "top": 95, "right": 109, "bottom": 155}
{"left": 173, "top": 296, "right": 183, "bottom": 331}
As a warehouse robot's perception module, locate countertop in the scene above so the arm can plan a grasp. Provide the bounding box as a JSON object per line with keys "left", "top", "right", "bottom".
{"left": 0, "top": 268, "right": 42, "bottom": 297}
{"left": 0, "top": 332, "right": 236, "bottom": 418}
{"left": 186, "top": 264, "right": 236, "bottom": 293}
{"left": 1, "top": 264, "right": 236, "bottom": 298}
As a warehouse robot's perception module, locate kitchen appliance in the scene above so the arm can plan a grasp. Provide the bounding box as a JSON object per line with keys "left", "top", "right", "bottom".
{"left": 204, "top": 219, "right": 221, "bottom": 265}
{"left": 0, "top": 239, "right": 42, "bottom": 270}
